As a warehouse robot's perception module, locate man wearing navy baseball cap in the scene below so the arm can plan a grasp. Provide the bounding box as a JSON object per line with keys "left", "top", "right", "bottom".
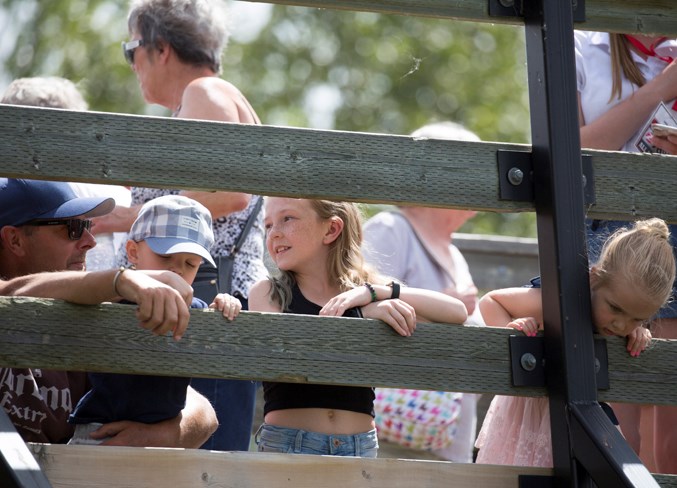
{"left": 0, "top": 178, "right": 217, "bottom": 446}
{"left": 0, "top": 178, "right": 115, "bottom": 275}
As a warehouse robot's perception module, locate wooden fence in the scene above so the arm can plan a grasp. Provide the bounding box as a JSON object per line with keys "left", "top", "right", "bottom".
{"left": 2, "top": 0, "right": 677, "bottom": 487}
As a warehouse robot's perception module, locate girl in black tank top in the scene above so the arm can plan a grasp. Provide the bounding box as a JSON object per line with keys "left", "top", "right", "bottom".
{"left": 249, "top": 198, "right": 467, "bottom": 457}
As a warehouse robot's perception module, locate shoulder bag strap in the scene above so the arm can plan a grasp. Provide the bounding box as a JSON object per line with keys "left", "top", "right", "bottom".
{"left": 230, "top": 195, "right": 264, "bottom": 257}
{"left": 216, "top": 196, "right": 264, "bottom": 295}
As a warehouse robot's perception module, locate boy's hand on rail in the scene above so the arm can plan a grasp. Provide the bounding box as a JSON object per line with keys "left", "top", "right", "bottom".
{"left": 210, "top": 292, "right": 243, "bottom": 321}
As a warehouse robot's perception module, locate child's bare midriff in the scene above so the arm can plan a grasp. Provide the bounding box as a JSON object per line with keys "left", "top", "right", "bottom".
{"left": 265, "top": 408, "right": 375, "bottom": 435}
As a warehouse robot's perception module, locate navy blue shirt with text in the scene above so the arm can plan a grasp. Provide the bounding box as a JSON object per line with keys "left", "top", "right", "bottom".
{"left": 69, "top": 297, "right": 208, "bottom": 424}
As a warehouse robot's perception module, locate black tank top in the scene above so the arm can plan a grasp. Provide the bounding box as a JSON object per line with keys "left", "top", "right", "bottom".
{"left": 262, "top": 283, "right": 375, "bottom": 417}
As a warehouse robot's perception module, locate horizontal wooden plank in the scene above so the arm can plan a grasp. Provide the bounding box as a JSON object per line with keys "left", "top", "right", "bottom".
{"left": 1, "top": 105, "right": 677, "bottom": 222}
{"left": 0, "top": 297, "right": 535, "bottom": 397}
{"left": 0, "top": 104, "right": 530, "bottom": 212}
{"left": 246, "top": 0, "right": 677, "bottom": 36}
{"left": 1, "top": 297, "right": 676, "bottom": 405}
{"left": 29, "top": 444, "right": 559, "bottom": 488}
{"left": 601, "top": 332, "right": 677, "bottom": 406}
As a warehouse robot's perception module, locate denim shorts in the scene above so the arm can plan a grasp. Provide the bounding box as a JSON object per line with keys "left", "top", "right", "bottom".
{"left": 255, "top": 424, "right": 378, "bottom": 457}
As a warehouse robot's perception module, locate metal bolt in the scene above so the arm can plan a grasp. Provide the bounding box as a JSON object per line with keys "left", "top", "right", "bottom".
{"left": 521, "top": 353, "right": 537, "bottom": 372}
{"left": 594, "top": 358, "right": 600, "bottom": 374}
{"left": 508, "top": 167, "right": 524, "bottom": 186}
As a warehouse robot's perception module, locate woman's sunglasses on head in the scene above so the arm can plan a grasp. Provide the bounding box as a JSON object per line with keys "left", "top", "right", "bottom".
{"left": 23, "top": 219, "right": 93, "bottom": 240}
{"left": 122, "top": 39, "right": 144, "bottom": 65}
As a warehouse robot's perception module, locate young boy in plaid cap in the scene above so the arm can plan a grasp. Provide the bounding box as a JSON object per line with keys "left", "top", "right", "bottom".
{"left": 68, "top": 195, "right": 241, "bottom": 444}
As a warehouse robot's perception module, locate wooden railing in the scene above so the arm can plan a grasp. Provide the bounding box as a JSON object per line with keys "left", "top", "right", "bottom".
{"left": 2, "top": 105, "right": 676, "bottom": 223}
{"left": 2, "top": 0, "right": 677, "bottom": 487}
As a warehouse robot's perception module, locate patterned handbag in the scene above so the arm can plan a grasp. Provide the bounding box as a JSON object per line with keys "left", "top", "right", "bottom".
{"left": 374, "top": 388, "right": 463, "bottom": 451}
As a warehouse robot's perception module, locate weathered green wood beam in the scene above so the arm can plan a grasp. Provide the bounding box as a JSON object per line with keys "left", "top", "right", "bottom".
{"left": 0, "top": 104, "right": 530, "bottom": 212}
{"left": 1, "top": 105, "right": 676, "bottom": 222}
{"left": 1, "top": 297, "right": 676, "bottom": 406}
{"left": 243, "top": 0, "right": 676, "bottom": 36}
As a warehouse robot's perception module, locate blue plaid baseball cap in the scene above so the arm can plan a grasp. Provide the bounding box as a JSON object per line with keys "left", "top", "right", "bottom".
{"left": 129, "top": 195, "right": 216, "bottom": 267}
{"left": 0, "top": 178, "right": 115, "bottom": 228}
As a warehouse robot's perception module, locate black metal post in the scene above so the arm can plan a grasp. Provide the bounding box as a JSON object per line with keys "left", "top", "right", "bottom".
{"left": 0, "top": 408, "right": 52, "bottom": 488}
{"left": 522, "top": 0, "right": 658, "bottom": 486}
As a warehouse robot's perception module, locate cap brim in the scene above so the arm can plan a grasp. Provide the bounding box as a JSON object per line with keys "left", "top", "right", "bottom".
{"left": 145, "top": 237, "right": 216, "bottom": 267}
{"left": 37, "top": 197, "right": 116, "bottom": 220}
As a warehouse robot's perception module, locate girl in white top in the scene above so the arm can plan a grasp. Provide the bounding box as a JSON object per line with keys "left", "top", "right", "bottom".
{"left": 575, "top": 30, "right": 677, "bottom": 153}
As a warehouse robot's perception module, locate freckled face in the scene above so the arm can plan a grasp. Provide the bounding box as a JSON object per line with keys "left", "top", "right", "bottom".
{"left": 263, "top": 198, "right": 328, "bottom": 272}
{"left": 590, "top": 274, "right": 662, "bottom": 337}
{"left": 127, "top": 240, "right": 202, "bottom": 285}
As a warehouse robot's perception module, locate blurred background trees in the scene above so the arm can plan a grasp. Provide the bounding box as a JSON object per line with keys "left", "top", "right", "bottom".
{"left": 0, "top": 0, "right": 536, "bottom": 237}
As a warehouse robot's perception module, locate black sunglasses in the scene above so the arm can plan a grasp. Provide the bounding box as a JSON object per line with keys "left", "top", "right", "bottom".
{"left": 122, "top": 39, "right": 144, "bottom": 65}
{"left": 23, "top": 219, "right": 92, "bottom": 241}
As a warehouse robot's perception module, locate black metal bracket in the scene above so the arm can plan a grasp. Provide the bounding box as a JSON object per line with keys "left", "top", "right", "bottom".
{"left": 509, "top": 336, "right": 609, "bottom": 389}
{"left": 498, "top": 150, "right": 533, "bottom": 202}
{"left": 498, "top": 150, "right": 594, "bottom": 205}
{"left": 488, "top": 0, "right": 586, "bottom": 22}
{"left": 509, "top": 335, "right": 545, "bottom": 387}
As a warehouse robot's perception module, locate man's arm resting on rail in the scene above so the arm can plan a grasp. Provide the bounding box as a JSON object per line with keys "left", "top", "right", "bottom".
{"left": 0, "top": 269, "right": 193, "bottom": 340}
{"left": 91, "top": 386, "right": 218, "bottom": 448}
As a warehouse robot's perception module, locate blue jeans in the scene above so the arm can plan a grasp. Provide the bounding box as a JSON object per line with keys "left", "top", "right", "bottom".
{"left": 190, "top": 293, "right": 258, "bottom": 451}
{"left": 255, "top": 424, "right": 378, "bottom": 457}
{"left": 191, "top": 378, "right": 258, "bottom": 451}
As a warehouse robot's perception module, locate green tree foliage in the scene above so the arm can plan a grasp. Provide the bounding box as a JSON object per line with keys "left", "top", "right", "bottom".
{"left": 0, "top": 1, "right": 536, "bottom": 236}
{"left": 0, "top": 0, "right": 144, "bottom": 113}
{"left": 223, "top": 6, "right": 531, "bottom": 143}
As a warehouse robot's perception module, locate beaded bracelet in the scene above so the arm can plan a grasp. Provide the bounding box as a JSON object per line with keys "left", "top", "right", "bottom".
{"left": 113, "top": 266, "right": 127, "bottom": 296}
{"left": 364, "top": 282, "right": 377, "bottom": 302}
{"left": 387, "top": 281, "right": 401, "bottom": 299}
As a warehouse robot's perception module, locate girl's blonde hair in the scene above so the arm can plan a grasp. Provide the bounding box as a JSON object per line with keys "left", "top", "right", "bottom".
{"left": 609, "top": 34, "right": 646, "bottom": 102}
{"left": 593, "top": 218, "right": 676, "bottom": 307}
{"left": 268, "top": 200, "right": 381, "bottom": 310}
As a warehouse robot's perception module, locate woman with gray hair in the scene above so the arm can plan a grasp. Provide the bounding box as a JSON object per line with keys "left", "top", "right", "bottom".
{"left": 1, "top": 76, "right": 89, "bottom": 111}
{"left": 92, "top": 0, "right": 266, "bottom": 452}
